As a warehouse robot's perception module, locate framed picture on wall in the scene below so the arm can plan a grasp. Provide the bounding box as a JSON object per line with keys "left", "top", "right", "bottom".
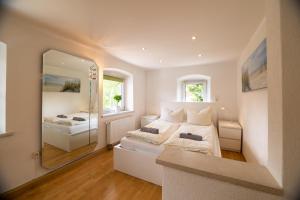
{"left": 242, "top": 38, "right": 267, "bottom": 92}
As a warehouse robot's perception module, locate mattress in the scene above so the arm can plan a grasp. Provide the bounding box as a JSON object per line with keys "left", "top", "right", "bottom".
{"left": 43, "top": 118, "right": 98, "bottom": 135}
{"left": 164, "top": 123, "right": 221, "bottom": 157}
{"left": 120, "top": 137, "right": 165, "bottom": 155}
{"left": 120, "top": 123, "right": 221, "bottom": 157}
{"left": 126, "top": 119, "right": 180, "bottom": 145}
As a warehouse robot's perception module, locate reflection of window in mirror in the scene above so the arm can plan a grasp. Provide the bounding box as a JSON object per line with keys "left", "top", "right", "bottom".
{"left": 0, "top": 41, "right": 7, "bottom": 134}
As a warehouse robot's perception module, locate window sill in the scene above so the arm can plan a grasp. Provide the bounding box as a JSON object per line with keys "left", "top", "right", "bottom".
{"left": 102, "top": 110, "right": 134, "bottom": 118}
{"left": 177, "top": 100, "right": 215, "bottom": 103}
{"left": 0, "top": 131, "right": 14, "bottom": 138}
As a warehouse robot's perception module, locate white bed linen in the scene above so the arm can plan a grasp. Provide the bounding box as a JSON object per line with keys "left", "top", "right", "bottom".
{"left": 120, "top": 137, "right": 164, "bottom": 155}
{"left": 164, "top": 123, "right": 221, "bottom": 157}
{"left": 127, "top": 119, "right": 179, "bottom": 145}
{"left": 43, "top": 113, "right": 98, "bottom": 135}
{"left": 44, "top": 113, "right": 97, "bottom": 126}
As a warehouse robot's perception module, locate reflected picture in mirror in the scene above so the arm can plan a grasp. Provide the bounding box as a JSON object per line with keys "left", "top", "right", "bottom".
{"left": 43, "top": 74, "right": 81, "bottom": 93}
{"left": 42, "top": 50, "right": 98, "bottom": 169}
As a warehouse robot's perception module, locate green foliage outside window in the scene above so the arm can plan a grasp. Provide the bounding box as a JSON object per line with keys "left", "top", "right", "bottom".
{"left": 103, "top": 79, "right": 123, "bottom": 112}
{"left": 113, "top": 95, "right": 122, "bottom": 105}
{"left": 185, "top": 83, "right": 204, "bottom": 102}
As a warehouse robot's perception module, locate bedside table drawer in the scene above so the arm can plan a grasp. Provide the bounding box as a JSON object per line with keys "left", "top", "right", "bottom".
{"left": 219, "top": 138, "right": 241, "bottom": 152}
{"left": 219, "top": 127, "right": 241, "bottom": 140}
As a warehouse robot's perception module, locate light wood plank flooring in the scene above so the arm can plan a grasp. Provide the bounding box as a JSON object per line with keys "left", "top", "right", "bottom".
{"left": 221, "top": 150, "right": 246, "bottom": 162}
{"left": 12, "top": 149, "right": 245, "bottom": 200}
{"left": 14, "top": 150, "right": 162, "bottom": 200}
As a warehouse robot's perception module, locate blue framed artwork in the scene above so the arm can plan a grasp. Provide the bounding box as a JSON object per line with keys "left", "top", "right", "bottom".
{"left": 242, "top": 39, "right": 267, "bottom": 92}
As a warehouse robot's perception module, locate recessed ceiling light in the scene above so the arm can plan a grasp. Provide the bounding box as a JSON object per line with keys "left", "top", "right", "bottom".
{"left": 192, "top": 36, "right": 197, "bottom": 40}
{"left": 159, "top": 59, "right": 163, "bottom": 63}
{"left": 61, "top": 62, "right": 65, "bottom": 65}
{"left": 198, "top": 53, "right": 203, "bottom": 57}
{"left": 142, "top": 47, "right": 145, "bottom": 51}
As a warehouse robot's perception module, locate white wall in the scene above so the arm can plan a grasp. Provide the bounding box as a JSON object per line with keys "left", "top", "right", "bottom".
{"left": 0, "top": 11, "right": 146, "bottom": 192}
{"left": 238, "top": 1, "right": 300, "bottom": 195}
{"left": 146, "top": 61, "right": 238, "bottom": 120}
{"left": 237, "top": 19, "right": 268, "bottom": 166}
{"left": 265, "top": 0, "right": 282, "bottom": 186}
{"left": 43, "top": 65, "right": 90, "bottom": 117}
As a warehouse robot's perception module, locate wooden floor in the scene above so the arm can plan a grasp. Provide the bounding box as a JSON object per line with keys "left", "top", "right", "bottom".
{"left": 221, "top": 150, "right": 246, "bottom": 162}
{"left": 11, "top": 149, "right": 245, "bottom": 200}
{"left": 14, "top": 150, "right": 162, "bottom": 200}
{"left": 42, "top": 143, "right": 97, "bottom": 169}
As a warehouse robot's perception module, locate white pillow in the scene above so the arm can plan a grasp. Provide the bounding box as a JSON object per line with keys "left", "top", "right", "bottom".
{"left": 187, "top": 107, "right": 212, "bottom": 126}
{"left": 160, "top": 107, "right": 184, "bottom": 123}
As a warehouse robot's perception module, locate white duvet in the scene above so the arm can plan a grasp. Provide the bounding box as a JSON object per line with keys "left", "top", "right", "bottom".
{"left": 127, "top": 120, "right": 179, "bottom": 145}
{"left": 164, "top": 123, "right": 220, "bottom": 156}
{"left": 44, "top": 113, "right": 97, "bottom": 126}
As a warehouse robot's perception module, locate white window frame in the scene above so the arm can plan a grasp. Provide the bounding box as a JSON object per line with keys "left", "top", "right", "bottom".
{"left": 102, "top": 68, "right": 134, "bottom": 117}
{"left": 120, "top": 83, "right": 125, "bottom": 111}
{"left": 182, "top": 79, "right": 208, "bottom": 102}
{"left": 0, "top": 41, "right": 11, "bottom": 136}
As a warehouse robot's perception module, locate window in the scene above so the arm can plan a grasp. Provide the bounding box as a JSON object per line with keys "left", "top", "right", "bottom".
{"left": 103, "top": 68, "right": 134, "bottom": 116}
{"left": 177, "top": 74, "right": 211, "bottom": 102}
{"left": 103, "top": 75, "right": 125, "bottom": 114}
{"left": 0, "top": 41, "right": 7, "bottom": 133}
{"left": 183, "top": 80, "right": 207, "bottom": 102}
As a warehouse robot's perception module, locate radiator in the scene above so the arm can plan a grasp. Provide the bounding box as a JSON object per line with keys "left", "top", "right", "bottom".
{"left": 106, "top": 116, "right": 135, "bottom": 145}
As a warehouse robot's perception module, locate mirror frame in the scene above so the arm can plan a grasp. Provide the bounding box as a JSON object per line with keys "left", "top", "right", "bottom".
{"left": 40, "top": 49, "right": 99, "bottom": 170}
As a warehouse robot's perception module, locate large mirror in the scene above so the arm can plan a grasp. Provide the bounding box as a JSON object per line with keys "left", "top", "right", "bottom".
{"left": 42, "top": 50, "right": 98, "bottom": 169}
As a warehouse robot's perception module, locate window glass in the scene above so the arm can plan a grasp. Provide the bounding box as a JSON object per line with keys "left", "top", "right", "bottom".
{"left": 177, "top": 75, "right": 210, "bottom": 102}
{"left": 183, "top": 80, "right": 207, "bottom": 102}
{"left": 103, "top": 75, "right": 124, "bottom": 114}
{"left": 185, "top": 82, "right": 205, "bottom": 102}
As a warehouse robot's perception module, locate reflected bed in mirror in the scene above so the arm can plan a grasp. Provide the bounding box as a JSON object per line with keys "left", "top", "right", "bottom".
{"left": 42, "top": 50, "right": 98, "bottom": 169}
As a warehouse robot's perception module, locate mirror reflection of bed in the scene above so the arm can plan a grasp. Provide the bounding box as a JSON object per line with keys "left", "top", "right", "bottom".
{"left": 42, "top": 50, "right": 98, "bottom": 169}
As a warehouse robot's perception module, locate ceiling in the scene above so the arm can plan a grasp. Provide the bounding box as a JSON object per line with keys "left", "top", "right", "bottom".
{"left": 3, "top": 0, "right": 265, "bottom": 69}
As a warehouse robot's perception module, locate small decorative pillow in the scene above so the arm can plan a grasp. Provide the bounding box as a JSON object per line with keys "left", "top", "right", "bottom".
{"left": 187, "top": 107, "right": 212, "bottom": 126}
{"left": 72, "top": 117, "right": 86, "bottom": 121}
{"left": 140, "top": 127, "right": 159, "bottom": 134}
{"left": 160, "top": 107, "right": 184, "bottom": 123}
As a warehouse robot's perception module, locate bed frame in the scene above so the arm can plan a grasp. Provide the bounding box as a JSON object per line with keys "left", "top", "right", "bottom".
{"left": 113, "top": 102, "right": 218, "bottom": 185}
{"left": 43, "top": 125, "right": 98, "bottom": 152}
{"left": 114, "top": 144, "right": 163, "bottom": 185}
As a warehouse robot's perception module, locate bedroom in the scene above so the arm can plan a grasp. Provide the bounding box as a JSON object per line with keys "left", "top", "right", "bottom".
{"left": 0, "top": 0, "right": 300, "bottom": 200}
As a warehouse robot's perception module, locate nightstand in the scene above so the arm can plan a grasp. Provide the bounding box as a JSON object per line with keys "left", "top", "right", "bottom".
{"left": 218, "top": 120, "right": 242, "bottom": 152}
{"left": 141, "top": 115, "right": 159, "bottom": 127}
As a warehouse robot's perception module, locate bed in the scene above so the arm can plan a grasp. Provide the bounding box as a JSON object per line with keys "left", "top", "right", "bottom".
{"left": 114, "top": 102, "right": 221, "bottom": 186}
{"left": 42, "top": 112, "right": 98, "bottom": 152}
